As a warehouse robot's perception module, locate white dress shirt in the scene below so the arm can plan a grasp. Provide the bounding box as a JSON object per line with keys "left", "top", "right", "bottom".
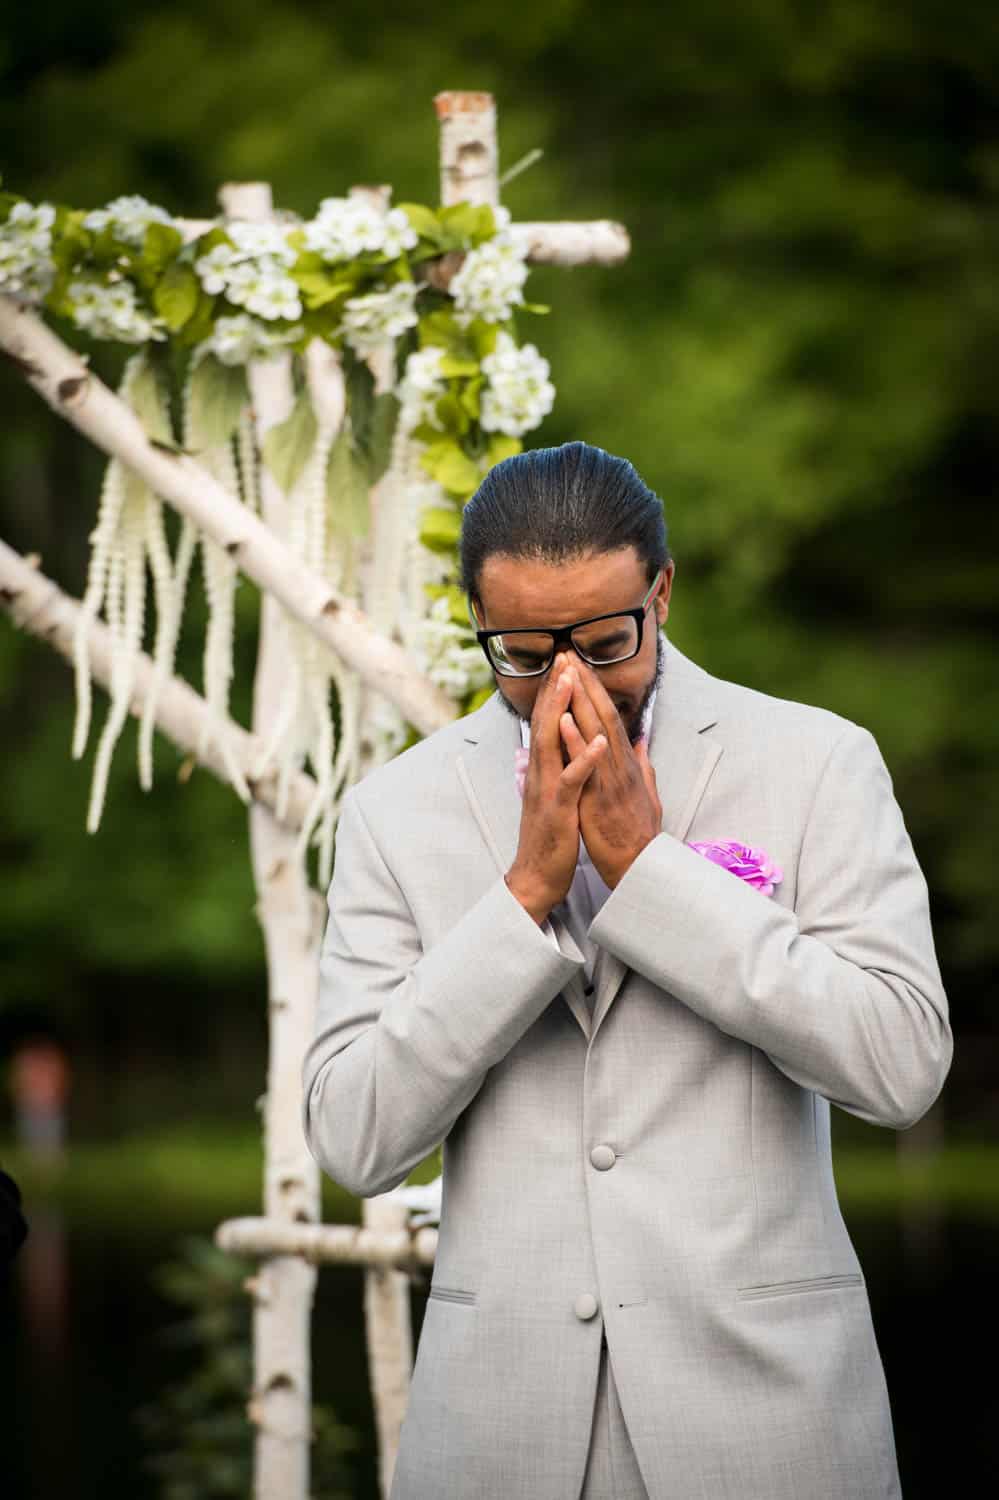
{"left": 519, "top": 689, "right": 657, "bottom": 992}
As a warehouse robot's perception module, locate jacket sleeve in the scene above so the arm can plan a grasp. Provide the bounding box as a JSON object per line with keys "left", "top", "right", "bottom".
{"left": 588, "top": 722, "right": 952, "bottom": 1129}
{"left": 302, "top": 787, "right": 584, "bottom": 1198}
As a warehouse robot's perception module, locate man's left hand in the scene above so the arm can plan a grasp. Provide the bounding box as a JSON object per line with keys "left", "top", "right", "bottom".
{"left": 558, "top": 662, "right": 663, "bottom": 888}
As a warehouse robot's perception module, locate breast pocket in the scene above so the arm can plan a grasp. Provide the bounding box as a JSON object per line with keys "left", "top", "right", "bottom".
{"left": 427, "top": 1284, "right": 478, "bottom": 1306}
{"left": 736, "top": 1272, "right": 863, "bottom": 1302}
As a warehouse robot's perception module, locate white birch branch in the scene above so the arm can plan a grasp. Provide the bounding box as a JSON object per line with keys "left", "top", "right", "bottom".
{"left": 216, "top": 1217, "right": 438, "bottom": 1271}
{"left": 512, "top": 219, "right": 630, "bottom": 265}
{"left": 0, "top": 296, "right": 456, "bottom": 738}
{"left": 0, "top": 538, "right": 318, "bottom": 831}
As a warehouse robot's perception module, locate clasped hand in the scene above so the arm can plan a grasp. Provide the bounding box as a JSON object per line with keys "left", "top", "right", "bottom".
{"left": 505, "top": 652, "right": 662, "bottom": 925}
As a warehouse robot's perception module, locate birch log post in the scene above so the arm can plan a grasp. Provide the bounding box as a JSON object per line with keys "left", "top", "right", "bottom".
{"left": 0, "top": 294, "right": 455, "bottom": 739}
{"left": 220, "top": 181, "right": 323, "bottom": 1500}
{"left": 364, "top": 1195, "right": 416, "bottom": 1499}
{"left": 435, "top": 91, "right": 500, "bottom": 206}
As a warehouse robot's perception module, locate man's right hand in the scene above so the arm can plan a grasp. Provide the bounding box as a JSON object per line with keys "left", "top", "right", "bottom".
{"left": 505, "top": 653, "right": 608, "bottom": 925}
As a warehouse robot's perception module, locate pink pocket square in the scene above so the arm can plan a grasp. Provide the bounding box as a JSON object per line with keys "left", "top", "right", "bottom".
{"left": 686, "top": 840, "right": 783, "bottom": 897}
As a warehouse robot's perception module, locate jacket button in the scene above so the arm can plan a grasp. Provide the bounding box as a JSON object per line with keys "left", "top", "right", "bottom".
{"left": 589, "top": 1144, "right": 616, "bottom": 1171}
{"left": 574, "top": 1293, "right": 599, "bottom": 1321}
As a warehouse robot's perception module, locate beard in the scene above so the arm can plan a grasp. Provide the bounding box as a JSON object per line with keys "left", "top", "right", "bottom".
{"left": 495, "top": 630, "right": 666, "bottom": 746}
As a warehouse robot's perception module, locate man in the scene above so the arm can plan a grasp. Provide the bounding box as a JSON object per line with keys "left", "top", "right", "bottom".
{"left": 303, "top": 441, "right": 951, "bottom": 1498}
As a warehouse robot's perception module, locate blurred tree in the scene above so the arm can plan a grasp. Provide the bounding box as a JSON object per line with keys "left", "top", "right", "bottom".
{"left": 1, "top": 0, "right": 995, "bottom": 1121}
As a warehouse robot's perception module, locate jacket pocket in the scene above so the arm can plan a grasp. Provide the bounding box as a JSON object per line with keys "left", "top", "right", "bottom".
{"left": 736, "top": 1272, "right": 863, "bottom": 1302}
{"left": 427, "top": 1285, "right": 477, "bottom": 1306}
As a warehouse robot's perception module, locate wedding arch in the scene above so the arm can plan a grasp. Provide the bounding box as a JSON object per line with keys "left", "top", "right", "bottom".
{"left": 0, "top": 91, "right": 629, "bottom": 1498}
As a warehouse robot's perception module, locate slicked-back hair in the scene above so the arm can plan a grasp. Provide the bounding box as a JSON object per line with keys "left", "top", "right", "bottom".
{"left": 460, "top": 441, "right": 670, "bottom": 602}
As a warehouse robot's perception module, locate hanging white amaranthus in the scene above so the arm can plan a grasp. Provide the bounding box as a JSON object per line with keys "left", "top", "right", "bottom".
{"left": 1, "top": 186, "right": 555, "bottom": 869}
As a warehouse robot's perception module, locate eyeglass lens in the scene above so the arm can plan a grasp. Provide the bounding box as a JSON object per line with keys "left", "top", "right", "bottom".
{"left": 489, "top": 615, "right": 641, "bottom": 676}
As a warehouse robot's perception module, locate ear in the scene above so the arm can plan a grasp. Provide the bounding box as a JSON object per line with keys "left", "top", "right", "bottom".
{"left": 654, "top": 561, "right": 675, "bottom": 626}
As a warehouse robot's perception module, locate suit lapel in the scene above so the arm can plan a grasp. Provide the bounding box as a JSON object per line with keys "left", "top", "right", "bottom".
{"left": 456, "top": 640, "right": 725, "bottom": 1045}
{"left": 458, "top": 696, "right": 595, "bottom": 1038}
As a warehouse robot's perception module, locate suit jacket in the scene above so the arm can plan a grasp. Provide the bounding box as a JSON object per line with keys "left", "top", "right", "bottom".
{"left": 303, "top": 638, "right": 952, "bottom": 1499}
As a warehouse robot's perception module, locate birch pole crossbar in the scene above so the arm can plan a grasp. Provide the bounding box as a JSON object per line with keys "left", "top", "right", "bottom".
{"left": 174, "top": 216, "right": 631, "bottom": 266}
{"left": 0, "top": 538, "right": 318, "bottom": 832}
{"left": 0, "top": 297, "right": 456, "bottom": 739}
{"left": 216, "top": 1216, "right": 439, "bottom": 1272}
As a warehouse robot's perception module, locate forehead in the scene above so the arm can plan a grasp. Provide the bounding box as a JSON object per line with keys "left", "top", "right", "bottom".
{"left": 477, "top": 547, "right": 647, "bottom": 628}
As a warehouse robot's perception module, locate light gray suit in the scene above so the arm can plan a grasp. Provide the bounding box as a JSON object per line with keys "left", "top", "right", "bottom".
{"left": 303, "top": 638, "right": 952, "bottom": 1499}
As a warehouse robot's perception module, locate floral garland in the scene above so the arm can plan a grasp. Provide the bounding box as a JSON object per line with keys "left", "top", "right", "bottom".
{"left": 0, "top": 187, "right": 555, "bottom": 879}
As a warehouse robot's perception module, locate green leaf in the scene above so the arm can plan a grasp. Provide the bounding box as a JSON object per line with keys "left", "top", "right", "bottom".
{"left": 142, "top": 221, "right": 184, "bottom": 274}
{"left": 260, "top": 387, "right": 318, "bottom": 493}
{"left": 398, "top": 203, "right": 444, "bottom": 244}
{"left": 50, "top": 211, "right": 91, "bottom": 272}
{"left": 325, "top": 429, "right": 370, "bottom": 538}
{"left": 190, "top": 226, "right": 231, "bottom": 258}
{"left": 469, "top": 319, "right": 500, "bottom": 359}
{"left": 521, "top": 302, "right": 551, "bottom": 315}
{"left": 344, "top": 353, "right": 375, "bottom": 442}
{"left": 418, "top": 308, "right": 461, "bottom": 348}
{"left": 463, "top": 685, "right": 495, "bottom": 713}
{"left": 154, "top": 263, "right": 200, "bottom": 332}
{"left": 438, "top": 353, "right": 480, "bottom": 377}
{"left": 366, "top": 392, "right": 400, "bottom": 485}
{"left": 292, "top": 265, "right": 356, "bottom": 310}
{"left": 459, "top": 377, "right": 483, "bottom": 421}
{"left": 434, "top": 392, "right": 471, "bottom": 437}
{"left": 418, "top": 505, "right": 462, "bottom": 553}
{"left": 419, "top": 438, "right": 481, "bottom": 498}
{"left": 425, "top": 583, "right": 474, "bottom": 626}
{"left": 485, "top": 433, "right": 523, "bottom": 467}
{"left": 127, "top": 354, "right": 175, "bottom": 447}
{"left": 439, "top": 201, "right": 496, "bottom": 247}
{"left": 186, "top": 356, "right": 249, "bottom": 451}
{"left": 301, "top": 302, "right": 345, "bottom": 343}
{"left": 178, "top": 290, "right": 216, "bottom": 348}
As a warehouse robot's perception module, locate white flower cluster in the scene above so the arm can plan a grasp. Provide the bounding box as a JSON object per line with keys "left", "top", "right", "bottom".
{"left": 0, "top": 202, "right": 57, "bottom": 302}
{"left": 195, "top": 221, "right": 302, "bottom": 322}
{"left": 397, "top": 346, "right": 447, "bottom": 434}
{"left": 200, "top": 313, "right": 303, "bottom": 367}
{"left": 303, "top": 197, "right": 418, "bottom": 263}
{"left": 413, "top": 596, "right": 492, "bottom": 699}
{"left": 68, "top": 277, "right": 164, "bottom": 343}
{"left": 480, "top": 333, "right": 555, "bottom": 437}
{"left": 449, "top": 217, "right": 529, "bottom": 327}
{"left": 340, "top": 281, "right": 419, "bottom": 355}
{"left": 83, "top": 194, "right": 175, "bottom": 247}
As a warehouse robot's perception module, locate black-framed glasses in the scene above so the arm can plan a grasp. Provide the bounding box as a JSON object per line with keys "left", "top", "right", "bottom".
{"left": 474, "top": 571, "right": 663, "bottom": 678}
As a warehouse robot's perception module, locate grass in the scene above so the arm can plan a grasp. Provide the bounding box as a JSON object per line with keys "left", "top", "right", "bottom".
{"left": 3, "top": 1125, "right": 997, "bottom": 1229}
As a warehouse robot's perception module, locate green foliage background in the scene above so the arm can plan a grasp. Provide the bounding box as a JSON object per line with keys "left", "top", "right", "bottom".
{"left": 1, "top": 0, "right": 996, "bottom": 1129}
